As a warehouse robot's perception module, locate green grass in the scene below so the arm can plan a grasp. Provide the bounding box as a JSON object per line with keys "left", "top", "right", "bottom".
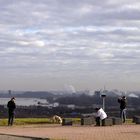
{"left": 0, "top": 117, "right": 81, "bottom": 126}
{"left": 0, "top": 118, "right": 133, "bottom": 126}
{"left": 65, "top": 118, "right": 81, "bottom": 124}
{"left": 0, "top": 118, "right": 52, "bottom": 126}
{"left": 125, "top": 119, "right": 133, "bottom": 124}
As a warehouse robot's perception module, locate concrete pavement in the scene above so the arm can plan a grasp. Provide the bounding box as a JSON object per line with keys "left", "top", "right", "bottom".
{"left": 0, "top": 124, "right": 140, "bottom": 140}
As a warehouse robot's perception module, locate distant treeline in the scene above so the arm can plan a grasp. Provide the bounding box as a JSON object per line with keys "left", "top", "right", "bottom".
{"left": 0, "top": 104, "right": 140, "bottom": 118}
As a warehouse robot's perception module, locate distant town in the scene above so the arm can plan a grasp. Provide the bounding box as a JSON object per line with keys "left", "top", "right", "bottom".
{"left": 0, "top": 89, "right": 140, "bottom": 118}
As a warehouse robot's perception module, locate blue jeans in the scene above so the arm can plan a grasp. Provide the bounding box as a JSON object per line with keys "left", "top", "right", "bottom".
{"left": 120, "top": 109, "right": 126, "bottom": 123}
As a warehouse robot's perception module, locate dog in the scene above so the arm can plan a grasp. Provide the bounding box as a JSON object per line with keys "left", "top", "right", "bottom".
{"left": 51, "top": 115, "right": 63, "bottom": 124}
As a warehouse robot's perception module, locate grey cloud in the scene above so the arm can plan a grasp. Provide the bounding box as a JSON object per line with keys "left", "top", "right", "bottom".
{"left": 0, "top": 0, "right": 140, "bottom": 90}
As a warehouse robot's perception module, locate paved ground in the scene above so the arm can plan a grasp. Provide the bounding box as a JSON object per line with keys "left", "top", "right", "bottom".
{"left": 0, "top": 124, "right": 140, "bottom": 140}
{"left": 0, "top": 134, "right": 43, "bottom": 140}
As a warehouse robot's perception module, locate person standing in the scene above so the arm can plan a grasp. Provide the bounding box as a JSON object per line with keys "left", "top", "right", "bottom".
{"left": 95, "top": 107, "right": 107, "bottom": 126}
{"left": 7, "top": 97, "right": 16, "bottom": 126}
{"left": 118, "top": 96, "right": 127, "bottom": 123}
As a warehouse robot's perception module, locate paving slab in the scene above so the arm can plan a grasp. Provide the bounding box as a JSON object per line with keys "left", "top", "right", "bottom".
{"left": 0, "top": 124, "right": 140, "bottom": 140}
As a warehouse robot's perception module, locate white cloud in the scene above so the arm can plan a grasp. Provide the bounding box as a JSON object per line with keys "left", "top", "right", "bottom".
{"left": 0, "top": 0, "right": 140, "bottom": 90}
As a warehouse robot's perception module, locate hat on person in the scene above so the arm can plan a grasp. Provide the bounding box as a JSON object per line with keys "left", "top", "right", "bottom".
{"left": 122, "top": 96, "right": 126, "bottom": 99}
{"left": 11, "top": 97, "right": 15, "bottom": 100}
{"left": 95, "top": 107, "right": 100, "bottom": 111}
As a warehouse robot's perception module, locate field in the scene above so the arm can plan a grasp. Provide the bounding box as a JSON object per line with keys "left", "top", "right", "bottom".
{"left": 0, "top": 118, "right": 81, "bottom": 126}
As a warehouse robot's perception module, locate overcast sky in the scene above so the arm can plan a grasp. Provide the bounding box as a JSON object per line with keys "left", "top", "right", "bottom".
{"left": 0, "top": 0, "right": 140, "bottom": 91}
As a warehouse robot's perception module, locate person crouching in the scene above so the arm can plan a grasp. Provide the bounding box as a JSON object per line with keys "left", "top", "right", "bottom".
{"left": 95, "top": 107, "right": 107, "bottom": 126}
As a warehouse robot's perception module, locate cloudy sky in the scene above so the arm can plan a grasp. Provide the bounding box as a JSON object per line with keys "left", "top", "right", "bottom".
{"left": 0, "top": 0, "right": 140, "bottom": 91}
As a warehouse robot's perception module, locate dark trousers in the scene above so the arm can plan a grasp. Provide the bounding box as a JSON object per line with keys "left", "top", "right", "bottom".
{"left": 8, "top": 112, "right": 14, "bottom": 126}
{"left": 96, "top": 117, "right": 105, "bottom": 126}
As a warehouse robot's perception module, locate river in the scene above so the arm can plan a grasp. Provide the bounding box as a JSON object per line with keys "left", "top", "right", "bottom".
{"left": 0, "top": 98, "right": 47, "bottom": 106}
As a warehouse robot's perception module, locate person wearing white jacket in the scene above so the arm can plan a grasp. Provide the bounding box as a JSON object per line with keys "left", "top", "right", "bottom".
{"left": 95, "top": 107, "right": 107, "bottom": 126}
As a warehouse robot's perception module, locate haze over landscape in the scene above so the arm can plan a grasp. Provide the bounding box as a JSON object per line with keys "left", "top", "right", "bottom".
{"left": 0, "top": 0, "right": 140, "bottom": 91}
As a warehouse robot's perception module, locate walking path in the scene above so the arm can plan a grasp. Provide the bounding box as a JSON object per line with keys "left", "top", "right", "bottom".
{"left": 0, "top": 124, "right": 140, "bottom": 140}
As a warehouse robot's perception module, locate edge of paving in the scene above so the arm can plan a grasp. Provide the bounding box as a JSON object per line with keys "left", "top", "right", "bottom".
{"left": 0, "top": 133, "right": 49, "bottom": 140}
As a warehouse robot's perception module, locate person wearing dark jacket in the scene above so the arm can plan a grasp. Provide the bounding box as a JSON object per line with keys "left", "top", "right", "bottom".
{"left": 118, "top": 96, "right": 127, "bottom": 123}
{"left": 7, "top": 97, "right": 16, "bottom": 126}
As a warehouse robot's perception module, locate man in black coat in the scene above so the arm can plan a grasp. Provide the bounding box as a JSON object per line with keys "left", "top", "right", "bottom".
{"left": 118, "top": 96, "right": 127, "bottom": 123}
{"left": 7, "top": 97, "right": 16, "bottom": 126}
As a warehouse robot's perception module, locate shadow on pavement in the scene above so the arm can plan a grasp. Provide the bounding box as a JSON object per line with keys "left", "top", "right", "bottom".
{"left": 0, "top": 134, "right": 49, "bottom": 140}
